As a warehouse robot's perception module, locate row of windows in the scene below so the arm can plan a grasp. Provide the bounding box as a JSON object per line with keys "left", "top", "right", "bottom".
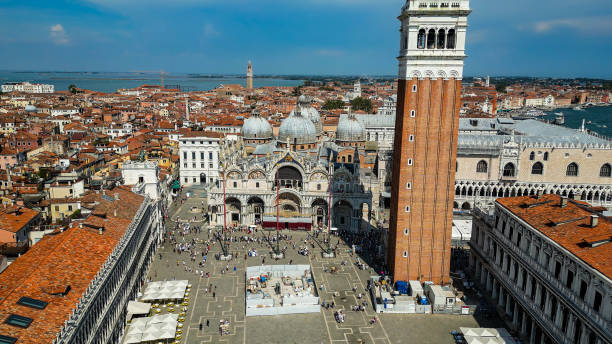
{"left": 490, "top": 217, "right": 606, "bottom": 313}
{"left": 183, "top": 163, "right": 214, "bottom": 169}
{"left": 476, "top": 160, "right": 612, "bottom": 178}
{"left": 180, "top": 140, "right": 216, "bottom": 145}
{"left": 182, "top": 151, "right": 215, "bottom": 160}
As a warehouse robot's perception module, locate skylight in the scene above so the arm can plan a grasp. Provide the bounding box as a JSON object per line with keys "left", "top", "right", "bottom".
{"left": 5, "top": 314, "right": 33, "bottom": 328}
{"left": 17, "top": 296, "right": 48, "bottom": 310}
{"left": 0, "top": 335, "right": 17, "bottom": 344}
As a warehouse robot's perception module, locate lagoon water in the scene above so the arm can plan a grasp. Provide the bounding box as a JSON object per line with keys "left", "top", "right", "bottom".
{"left": 0, "top": 71, "right": 302, "bottom": 93}
{"left": 544, "top": 106, "right": 612, "bottom": 138}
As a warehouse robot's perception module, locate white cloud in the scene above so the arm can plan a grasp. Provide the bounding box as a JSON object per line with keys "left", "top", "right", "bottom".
{"left": 524, "top": 16, "right": 612, "bottom": 34}
{"left": 50, "top": 24, "right": 69, "bottom": 45}
{"left": 203, "top": 23, "right": 219, "bottom": 37}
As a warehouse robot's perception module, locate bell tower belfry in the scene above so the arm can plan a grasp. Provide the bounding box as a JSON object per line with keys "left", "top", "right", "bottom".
{"left": 388, "top": 0, "right": 471, "bottom": 284}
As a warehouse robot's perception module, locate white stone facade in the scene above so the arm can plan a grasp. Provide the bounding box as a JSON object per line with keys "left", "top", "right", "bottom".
{"left": 398, "top": 0, "right": 470, "bottom": 80}
{"left": 179, "top": 135, "right": 221, "bottom": 186}
{"left": 469, "top": 203, "right": 612, "bottom": 344}
{"left": 2, "top": 82, "right": 54, "bottom": 93}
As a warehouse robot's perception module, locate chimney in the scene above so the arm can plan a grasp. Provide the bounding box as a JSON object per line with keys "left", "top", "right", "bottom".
{"left": 98, "top": 228, "right": 103, "bottom": 235}
{"left": 114, "top": 193, "right": 119, "bottom": 201}
{"left": 536, "top": 190, "right": 543, "bottom": 199}
{"left": 113, "top": 208, "right": 117, "bottom": 217}
{"left": 560, "top": 197, "right": 568, "bottom": 208}
{"left": 590, "top": 215, "right": 599, "bottom": 228}
{"left": 573, "top": 193, "right": 581, "bottom": 201}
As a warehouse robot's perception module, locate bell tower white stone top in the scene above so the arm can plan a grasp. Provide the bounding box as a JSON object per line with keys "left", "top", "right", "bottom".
{"left": 398, "top": 0, "right": 471, "bottom": 80}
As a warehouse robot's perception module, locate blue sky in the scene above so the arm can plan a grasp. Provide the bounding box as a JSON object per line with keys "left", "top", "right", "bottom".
{"left": 0, "top": 0, "right": 611, "bottom": 78}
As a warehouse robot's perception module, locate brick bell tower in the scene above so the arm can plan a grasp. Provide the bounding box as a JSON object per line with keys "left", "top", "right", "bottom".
{"left": 388, "top": 0, "right": 470, "bottom": 284}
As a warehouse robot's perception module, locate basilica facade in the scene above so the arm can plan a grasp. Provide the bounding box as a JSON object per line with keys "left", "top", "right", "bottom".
{"left": 208, "top": 96, "right": 374, "bottom": 232}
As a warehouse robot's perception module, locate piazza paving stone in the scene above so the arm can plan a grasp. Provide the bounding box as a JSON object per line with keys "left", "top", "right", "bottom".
{"left": 144, "top": 191, "right": 506, "bottom": 344}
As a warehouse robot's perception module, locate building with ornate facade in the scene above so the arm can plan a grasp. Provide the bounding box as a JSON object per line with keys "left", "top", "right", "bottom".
{"left": 207, "top": 97, "right": 374, "bottom": 233}
{"left": 470, "top": 195, "right": 611, "bottom": 344}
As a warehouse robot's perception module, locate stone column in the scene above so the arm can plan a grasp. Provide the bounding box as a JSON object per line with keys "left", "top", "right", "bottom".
{"left": 498, "top": 287, "right": 505, "bottom": 308}
{"left": 529, "top": 321, "right": 536, "bottom": 344}
{"left": 486, "top": 272, "right": 492, "bottom": 292}
{"left": 511, "top": 305, "right": 520, "bottom": 330}
{"left": 554, "top": 304, "right": 564, "bottom": 329}
{"left": 481, "top": 266, "right": 487, "bottom": 286}
{"left": 542, "top": 292, "right": 550, "bottom": 316}
{"left": 505, "top": 293, "right": 512, "bottom": 316}
{"left": 520, "top": 312, "right": 528, "bottom": 337}
{"left": 566, "top": 313, "right": 576, "bottom": 340}
{"left": 535, "top": 283, "right": 542, "bottom": 305}
{"left": 517, "top": 266, "right": 524, "bottom": 287}
{"left": 579, "top": 325, "right": 589, "bottom": 344}
{"left": 492, "top": 279, "right": 499, "bottom": 299}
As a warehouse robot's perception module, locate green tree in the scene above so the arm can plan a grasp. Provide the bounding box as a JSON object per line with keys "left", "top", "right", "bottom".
{"left": 322, "top": 99, "right": 345, "bottom": 110}
{"left": 495, "top": 82, "right": 508, "bottom": 93}
{"left": 68, "top": 84, "right": 78, "bottom": 94}
{"left": 350, "top": 97, "right": 373, "bottom": 113}
{"left": 70, "top": 209, "right": 82, "bottom": 219}
{"left": 291, "top": 86, "right": 302, "bottom": 97}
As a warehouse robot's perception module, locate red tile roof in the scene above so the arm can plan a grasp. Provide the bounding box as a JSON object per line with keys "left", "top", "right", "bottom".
{"left": 497, "top": 194, "right": 612, "bottom": 279}
{"left": 0, "top": 187, "right": 144, "bottom": 343}
{"left": 0, "top": 206, "right": 40, "bottom": 234}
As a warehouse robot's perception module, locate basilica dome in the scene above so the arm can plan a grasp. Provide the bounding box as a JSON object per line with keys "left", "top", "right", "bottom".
{"left": 278, "top": 104, "right": 317, "bottom": 145}
{"left": 336, "top": 114, "right": 366, "bottom": 143}
{"left": 291, "top": 95, "right": 322, "bottom": 136}
{"left": 241, "top": 112, "right": 273, "bottom": 140}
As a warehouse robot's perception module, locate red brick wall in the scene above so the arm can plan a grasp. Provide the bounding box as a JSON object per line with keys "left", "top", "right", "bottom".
{"left": 388, "top": 77, "right": 461, "bottom": 284}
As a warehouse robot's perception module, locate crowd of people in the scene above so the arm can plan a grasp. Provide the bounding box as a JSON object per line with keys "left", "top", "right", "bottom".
{"left": 155, "top": 192, "right": 388, "bottom": 337}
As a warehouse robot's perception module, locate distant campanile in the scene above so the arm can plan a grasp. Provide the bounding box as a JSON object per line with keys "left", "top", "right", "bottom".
{"left": 388, "top": 0, "right": 471, "bottom": 284}
{"left": 247, "top": 61, "right": 253, "bottom": 90}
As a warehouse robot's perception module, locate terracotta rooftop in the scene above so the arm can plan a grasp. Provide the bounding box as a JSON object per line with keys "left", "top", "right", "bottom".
{"left": 497, "top": 194, "right": 612, "bottom": 279}
{"left": 0, "top": 187, "right": 144, "bottom": 343}
{"left": 0, "top": 206, "right": 40, "bottom": 234}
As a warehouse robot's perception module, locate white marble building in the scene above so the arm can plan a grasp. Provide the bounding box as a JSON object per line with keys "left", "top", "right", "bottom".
{"left": 178, "top": 132, "right": 222, "bottom": 186}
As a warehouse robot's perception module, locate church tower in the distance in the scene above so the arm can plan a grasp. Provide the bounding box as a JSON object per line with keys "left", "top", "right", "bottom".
{"left": 246, "top": 61, "right": 253, "bottom": 90}
{"left": 388, "top": 0, "right": 471, "bottom": 284}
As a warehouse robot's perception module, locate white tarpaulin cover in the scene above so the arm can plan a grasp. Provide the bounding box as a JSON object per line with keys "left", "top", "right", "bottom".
{"left": 140, "top": 280, "right": 188, "bottom": 302}
{"left": 124, "top": 314, "right": 179, "bottom": 343}
{"left": 460, "top": 328, "right": 518, "bottom": 344}
{"left": 127, "top": 301, "right": 151, "bottom": 321}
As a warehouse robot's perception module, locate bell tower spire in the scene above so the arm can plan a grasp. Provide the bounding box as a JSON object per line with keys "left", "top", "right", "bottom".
{"left": 388, "top": 0, "right": 471, "bottom": 284}
{"left": 246, "top": 60, "right": 253, "bottom": 90}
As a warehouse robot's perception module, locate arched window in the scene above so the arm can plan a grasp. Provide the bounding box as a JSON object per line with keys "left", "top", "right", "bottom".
{"left": 476, "top": 160, "right": 488, "bottom": 173}
{"left": 446, "top": 29, "right": 456, "bottom": 49}
{"left": 543, "top": 152, "right": 549, "bottom": 161}
{"left": 417, "top": 29, "right": 426, "bottom": 49}
{"left": 437, "top": 29, "right": 446, "bottom": 49}
{"left": 529, "top": 151, "right": 535, "bottom": 161}
{"left": 566, "top": 163, "right": 579, "bottom": 176}
{"left": 427, "top": 29, "right": 436, "bottom": 49}
{"left": 348, "top": 155, "right": 352, "bottom": 163}
{"left": 503, "top": 163, "right": 515, "bottom": 177}
{"left": 531, "top": 162, "right": 544, "bottom": 175}
{"left": 600, "top": 163, "right": 611, "bottom": 177}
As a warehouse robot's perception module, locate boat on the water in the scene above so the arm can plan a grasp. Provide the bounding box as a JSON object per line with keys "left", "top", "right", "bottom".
{"left": 573, "top": 106, "right": 585, "bottom": 111}
{"left": 554, "top": 112, "right": 565, "bottom": 125}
